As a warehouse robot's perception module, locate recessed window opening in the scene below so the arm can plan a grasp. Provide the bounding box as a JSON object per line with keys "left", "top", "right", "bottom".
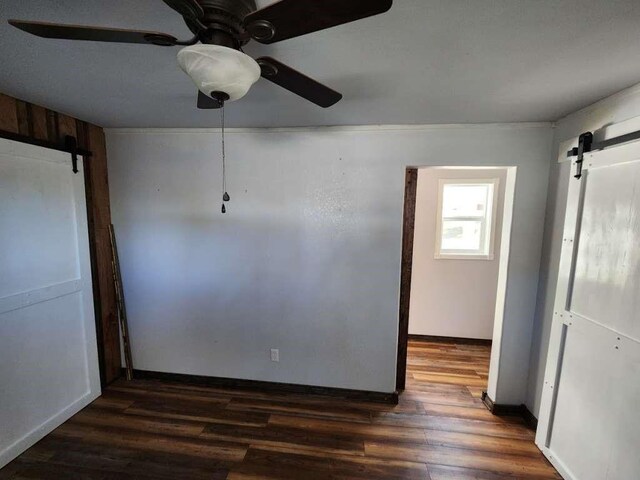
{"left": 435, "top": 179, "right": 499, "bottom": 260}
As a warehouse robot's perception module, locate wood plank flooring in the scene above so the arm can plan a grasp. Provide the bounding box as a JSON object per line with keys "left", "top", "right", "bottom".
{"left": 0, "top": 339, "right": 560, "bottom": 479}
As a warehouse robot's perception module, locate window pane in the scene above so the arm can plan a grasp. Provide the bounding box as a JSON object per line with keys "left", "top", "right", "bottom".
{"left": 441, "top": 219, "right": 483, "bottom": 251}
{"left": 442, "top": 184, "right": 490, "bottom": 218}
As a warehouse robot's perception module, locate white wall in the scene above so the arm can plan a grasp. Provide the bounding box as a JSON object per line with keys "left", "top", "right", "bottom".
{"left": 408, "top": 167, "right": 508, "bottom": 340}
{"left": 526, "top": 82, "right": 640, "bottom": 417}
{"left": 106, "top": 124, "right": 552, "bottom": 398}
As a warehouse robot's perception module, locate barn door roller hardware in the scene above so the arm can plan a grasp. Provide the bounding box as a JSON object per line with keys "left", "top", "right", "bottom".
{"left": 567, "top": 128, "right": 640, "bottom": 179}
{"left": 0, "top": 128, "right": 92, "bottom": 173}
{"left": 65, "top": 135, "right": 80, "bottom": 174}
{"left": 571, "top": 132, "right": 592, "bottom": 180}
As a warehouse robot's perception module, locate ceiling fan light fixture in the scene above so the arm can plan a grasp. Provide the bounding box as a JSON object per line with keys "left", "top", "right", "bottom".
{"left": 177, "top": 45, "right": 260, "bottom": 102}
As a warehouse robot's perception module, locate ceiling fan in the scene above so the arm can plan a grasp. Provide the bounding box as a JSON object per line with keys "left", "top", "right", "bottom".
{"left": 8, "top": 0, "right": 393, "bottom": 109}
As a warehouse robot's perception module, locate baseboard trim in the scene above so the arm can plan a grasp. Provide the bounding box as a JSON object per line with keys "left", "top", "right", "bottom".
{"left": 522, "top": 405, "right": 538, "bottom": 430}
{"left": 409, "top": 334, "right": 492, "bottom": 346}
{"left": 128, "top": 369, "right": 399, "bottom": 405}
{"left": 481, "top": 391, "right": 538, "bottom": 430}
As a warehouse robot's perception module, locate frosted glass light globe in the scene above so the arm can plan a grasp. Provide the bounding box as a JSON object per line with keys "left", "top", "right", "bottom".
{"left": 177, "top": 45, "right": 261, "bottom": 102}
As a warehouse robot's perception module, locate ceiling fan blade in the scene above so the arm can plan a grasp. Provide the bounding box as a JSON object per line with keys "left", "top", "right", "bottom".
{"left": 197, "top": 91, "right": 224, "bottom": 109}
{"left": 256, "top": 57, "right": 342, "bottom": 108}
{"left": 162, "top": 0, "right": 204, "bottom": 21}
{"left": 8, "top": 20, "right": 178, "bottom": 46}
{"left": 244, "top": 0, "right": 392, "bottom": 44}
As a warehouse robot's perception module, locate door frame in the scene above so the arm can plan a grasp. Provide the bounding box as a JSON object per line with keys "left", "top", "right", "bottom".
{"left": 0, "top": 94, "right": 120, "bottom": 386}
{"left": 395, "top": 168, "right": 418, "bottom": 391}
{"left": 395, "top": 166, "right": 517, "bottom": 395}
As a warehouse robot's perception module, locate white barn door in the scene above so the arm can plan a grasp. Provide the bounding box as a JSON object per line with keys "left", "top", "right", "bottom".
{"left": 536, "top": 140, "right": 640, "bottom": 479}
{"left": 0, "top": 138, "right": 100, "bottom": 468}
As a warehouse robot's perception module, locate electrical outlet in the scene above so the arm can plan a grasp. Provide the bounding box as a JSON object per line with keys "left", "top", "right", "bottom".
{"left": 270, "top": 349, "right": 279, "bottom": 362}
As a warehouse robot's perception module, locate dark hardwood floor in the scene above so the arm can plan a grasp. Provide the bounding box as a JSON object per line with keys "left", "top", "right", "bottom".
{"left": 0, "top": 339, "right": 560, "bottom": 479}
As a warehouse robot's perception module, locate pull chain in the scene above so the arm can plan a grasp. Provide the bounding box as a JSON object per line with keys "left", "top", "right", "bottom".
{"left": 221, "top": 103, "right": 230, "bottom": 213}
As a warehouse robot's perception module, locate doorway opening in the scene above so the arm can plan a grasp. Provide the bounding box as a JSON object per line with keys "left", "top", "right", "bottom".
{"left": 396, "top": 166, "right": 516, "bottom": 394}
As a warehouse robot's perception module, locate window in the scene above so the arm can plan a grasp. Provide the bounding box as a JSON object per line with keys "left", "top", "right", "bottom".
{"left": 435, "top": 179, "right": 499, "bottom": 260}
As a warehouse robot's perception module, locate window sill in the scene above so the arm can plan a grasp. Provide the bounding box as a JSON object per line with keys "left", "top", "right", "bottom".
{"left": 434, "top": 253, "right": 495, "bottom": 261}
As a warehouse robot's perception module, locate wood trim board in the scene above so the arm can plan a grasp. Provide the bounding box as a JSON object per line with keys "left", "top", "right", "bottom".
{"left": 481, "top": 391, "right": 537, "bottom": 430}
{"left": 409, "top": 334, "right": 492, "bottom": 346}
{"left": 396, "top": 168, "right": 418, "bottom": 391}
{"left": 131, "top": 369, "right": 399, "bottom": 405}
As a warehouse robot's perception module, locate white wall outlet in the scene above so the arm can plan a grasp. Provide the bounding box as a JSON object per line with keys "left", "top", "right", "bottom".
{"left": 270, "top": 348, "right": 279, "bottom": 362}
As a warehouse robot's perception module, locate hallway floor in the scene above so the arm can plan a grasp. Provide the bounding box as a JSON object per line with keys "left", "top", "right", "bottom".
{"left": 0, "top": 338, "right": 559, "bottom": 479}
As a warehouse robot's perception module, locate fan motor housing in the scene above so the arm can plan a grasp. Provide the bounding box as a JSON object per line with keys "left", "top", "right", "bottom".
{"left": 199, "top": 0, "right": 257, "bottom": 19}
{"left": 185, "top": 0, "right": 257, "bottom": 48}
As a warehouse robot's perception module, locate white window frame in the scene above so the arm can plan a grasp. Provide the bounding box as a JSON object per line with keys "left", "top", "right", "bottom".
{"left": 434, "top": 178, "right": 499, "bottom": 260}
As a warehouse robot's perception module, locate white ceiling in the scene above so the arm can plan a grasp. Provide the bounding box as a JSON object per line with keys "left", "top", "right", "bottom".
{"left": 1, "top": 0, "right": 639, "bottom": 128}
